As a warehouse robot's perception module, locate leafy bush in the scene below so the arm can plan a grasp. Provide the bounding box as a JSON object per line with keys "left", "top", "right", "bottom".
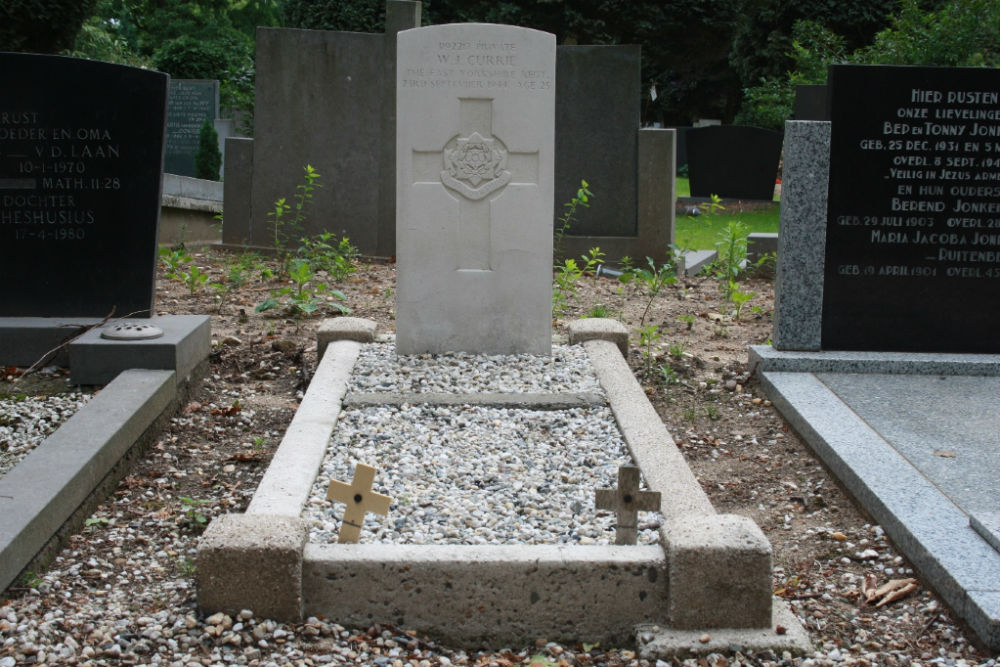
{"left": 734, "top": 19, "right": 848, "bottom": 130}
{"left": 733, "top": 78, "right": 794, "bottom": 131}
{"left": 728, "top": 0, "right": 896, "bottom": 88}
{"left": 195, "top": 119, "right": 221, "bottom": 181}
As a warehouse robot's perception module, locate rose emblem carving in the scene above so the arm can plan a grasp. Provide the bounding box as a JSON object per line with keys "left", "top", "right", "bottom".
{"left": 441, "top": 131, "right": 511, "bottom": 201}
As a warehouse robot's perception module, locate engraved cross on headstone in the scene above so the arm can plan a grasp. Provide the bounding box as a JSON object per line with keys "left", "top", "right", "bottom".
{"left": 326, "top": 463, "right": 393, "bottom": 543}
{"left": 411, "top": 98, "right": 540, "bottom": 271}
{"left": 595, "top": 464, "right": 661, "bottom": 545}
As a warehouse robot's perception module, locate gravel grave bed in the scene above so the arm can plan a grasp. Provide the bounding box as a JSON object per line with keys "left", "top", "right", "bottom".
{"left": 348, "top": 342, "right": 604, "bottom": 395}
{"left": 0, "top": 390, "right": 93, "bottom": 479}
{"left": 304, "top": 404, "right": 661, "bottom": 545}
{"left": 303, "top": 344, "right": 662, "bottom": 545}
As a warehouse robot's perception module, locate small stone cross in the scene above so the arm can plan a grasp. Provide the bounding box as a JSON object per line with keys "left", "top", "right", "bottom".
{"left": 595, "top": 464, "right": 661, "bottom": 545}
{"left": 326, "top": 463, "right": 392, "bottom": 543}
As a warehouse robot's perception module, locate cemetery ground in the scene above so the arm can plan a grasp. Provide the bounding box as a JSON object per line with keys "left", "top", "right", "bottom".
{"left": 0, "top": 248, "right": 993, "bottom": 667}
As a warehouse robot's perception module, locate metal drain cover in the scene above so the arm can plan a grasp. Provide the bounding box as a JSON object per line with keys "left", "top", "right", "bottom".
{"left": 100, "top": 322, "right": 164, "bottom": 340}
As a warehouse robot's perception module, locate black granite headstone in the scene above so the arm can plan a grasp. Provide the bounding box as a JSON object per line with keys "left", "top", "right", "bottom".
{"left": 686, "top": 125, "right": 782, "bottom": 200}
{"left": 823, "top": 64, "right": 1000, "bottom": 353}
{"left": 165, "top": 79, "right": 218, "bottom": 177}
{"left": 793, "top": 85, "right": 828, "bottom": 121}
{"left": 0, "top": 53, "right": 167, "bottom": 318}
{"left": 555, "top": 45, "right": 640, "bottom": 237}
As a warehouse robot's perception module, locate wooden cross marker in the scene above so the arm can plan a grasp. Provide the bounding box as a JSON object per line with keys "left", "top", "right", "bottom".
{"left": 326, "top": 463, "right": 392, "bottom": 543}
{"left": 595, "top": 464, "right": 661, "bottom": 545}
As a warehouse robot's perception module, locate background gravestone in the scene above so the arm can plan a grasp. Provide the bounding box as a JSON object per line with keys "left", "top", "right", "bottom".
{"left": 823, "top": 64, "right": 1000, "bottom": 353}
{"left": 245, "top": 1, "right": 421, "bottom": 257}
{"left": 396, "top": 23, "right": 555, "bottom": 355}
{"left": 0, "top": 53, "right": 167, "bottom": 318}
{"left": 687, "top": 125, "right": 782, "bottom": 200}
{"left": 234, "top": 4, "right": 670, "bottom": 262}
{"left": 165, "top": 79, "right": 219, "bottom": 177}
{"left": 555, "top": 45, "right": 639, "bottom": 237}
{"left": 794, "top": 85, "right": 828, "bottom": 121}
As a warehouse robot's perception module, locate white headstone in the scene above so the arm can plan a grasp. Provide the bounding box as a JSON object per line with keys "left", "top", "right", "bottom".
{"left": 396, "top": 23, "right": 555, "bottom": 355}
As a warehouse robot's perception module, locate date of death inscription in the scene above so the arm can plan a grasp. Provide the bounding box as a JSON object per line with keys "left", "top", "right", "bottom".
{"left": 1, "top": 113, "right": 122, "bottom": 242}
{"left": 834, "top": 86, "right": 1000, "bottom": 280}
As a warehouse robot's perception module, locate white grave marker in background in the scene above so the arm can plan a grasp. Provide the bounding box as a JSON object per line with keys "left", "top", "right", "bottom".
{"left": 396, "top": 23, "right": 555, "bottom": 355}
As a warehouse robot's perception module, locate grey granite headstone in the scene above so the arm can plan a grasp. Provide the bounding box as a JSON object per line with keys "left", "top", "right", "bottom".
{"left": 772, "top": 121, "right": 830, "bottom": 351}
{"left": 395, "top": 23, "right": 555, "bottom": 355}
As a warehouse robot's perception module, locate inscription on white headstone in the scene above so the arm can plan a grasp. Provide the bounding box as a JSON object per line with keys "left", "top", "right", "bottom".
{"left": 396, "top": 24, "right": 555, "bottom": 355}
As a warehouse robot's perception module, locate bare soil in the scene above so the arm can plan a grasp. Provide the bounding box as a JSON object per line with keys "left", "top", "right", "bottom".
{"left": 5, "top": 246, "right": 993, "bottom": 664}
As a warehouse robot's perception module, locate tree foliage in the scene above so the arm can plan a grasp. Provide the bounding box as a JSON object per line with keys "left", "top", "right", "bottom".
{"left": 728, "top": 0, "right": 898, "bottom": 89}
{"left": 426, "top": 0, "right": 743, "bottom": 125}
{"left": 736, "top": 0, "right": 1000, "bottom": 131}
{"left": 0, "top": 0, "right": 99, "bottom": 53}
{"left": 279, "top": 0, "right": 383, "bottom": 32}
{"left": 856, "top": 0, "right": 1000, "bottom": 67}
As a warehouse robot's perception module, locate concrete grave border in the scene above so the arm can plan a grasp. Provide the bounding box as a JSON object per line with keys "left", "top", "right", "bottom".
{"left": 0, "top": 315, "right": 211, "bottom": 594}
{"left": 200, "top": 318, "right": 809, "bottom": 655}
{"left": 0, "top": 370, "right": 183, "bottom": 592}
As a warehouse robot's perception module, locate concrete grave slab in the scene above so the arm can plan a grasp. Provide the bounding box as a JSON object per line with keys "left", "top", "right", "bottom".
{"left": 303, "top": 543, "right": 667, "bottom": 646}
{"left": 972, "top": 512, "right": 1000, "bottom": 553}
{"left": 0, "top": 317, "right": 105, "bottom": 367}
{"left": 316, "top": 317, "right": 377, "bottom": 358}
{"left": 200, "top": 320, "right": 804, "bottom": 649}
{"left": 637, "top": 601, "right": 811, "bottom": 660}
{"left": 757, "top": 364, "right": 1000, "bottom": 650}
{"left": 664, "top": 514, "right": 772, "bottom": 630}
{"left": 747, "top": 232, "right": 778, "bottom": 264}
{"left": 395, "top": 23, "right": 555, "bottom": 355}
{"left": 69, "top": 314, "right": 210, "bottom": 385}
{"left": 566, "top": 317, "right": 629, "bottom": 356}
{"left": 0, "top": 370, "right": 176, "bottom": 592}
{"left": 678, "top": 249, "right": 717, "bottom": 277}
